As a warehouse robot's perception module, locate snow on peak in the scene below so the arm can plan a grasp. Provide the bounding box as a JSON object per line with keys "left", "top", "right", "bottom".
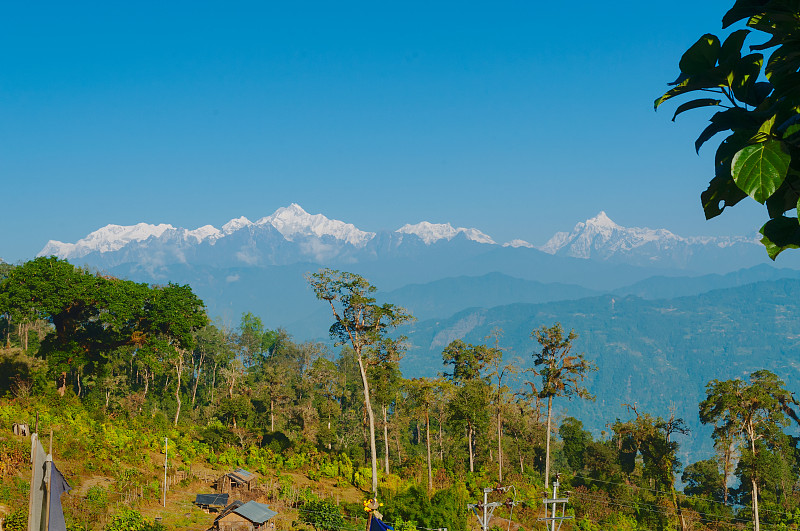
{"left": 586, "top": 211, "right": 619, "bottom": 229}
{"left": 222, "top": 216, "right": 253, "bottom": 234}
{"left": 396, "top": 221, "right": 495, "bottom": 245}
{"left": 38, "top": 223, "right": 176, "bottom": 259}
{"left": 503, "top": 239, "right": 534, "bottom": 248}
{"left": 257, "top": 203, "right": 375, "bottom": 247}
{"left": 185, "top": 225, "right": 222, "bottom": 243}
{"left": 539, "top": 212, "right": 685, "bottom": 258}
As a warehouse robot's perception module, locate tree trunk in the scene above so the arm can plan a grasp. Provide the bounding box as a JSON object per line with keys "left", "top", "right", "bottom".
{"left": 468, "top": 423, "right": 474, "bottom": 473}
{"left": 356, "top": 352, "right": 378, "bottom": 498}
{"left": 497, "top": 408, "right": 503, "bottom": 483}
{"left": 143, "top": 367, "right": 150, "bottom": 397}
{"left": 227, "top": 369, "right": 236, "bottom": 399}
{"left": 426, "top": 409, "right": 432, "bottom": 491}
{"left": 396, "top": 429, "right": 402, "bottom": 462}
{"left": 211, "top": 362, "right": 217, "bottom": 403}
{"left": 57, "top": 371, "right": 66, "bottom": 396}
{"left": 545, "top": 394, "right": 553, "bottom": 488}
{"left": 752, "top": 478, "right": 760, "bottom": 531}
{"left": 749, "top": 422, "right": 760, "bottom": 531}
{"left": 271, "top": 398, "right": 275, "bottom": 432}
{"left": 722, "top": 440, "right": 733, "bottom": 504}
{"left": 191, "top": 351, "right": 205, "bottom": 408}
{"left": 173, "top": 353, "right": 184, "bottom": 426}
{"left": 383, "top": 403, "right": 390, "bottom": 475}
{"left": 439, "top": 416, "right": 444, "bottom": 461}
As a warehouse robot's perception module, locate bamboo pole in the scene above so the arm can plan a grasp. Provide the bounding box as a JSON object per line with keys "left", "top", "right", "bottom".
{"left": 44, "top": 430, "right": 53, "bottom": 530}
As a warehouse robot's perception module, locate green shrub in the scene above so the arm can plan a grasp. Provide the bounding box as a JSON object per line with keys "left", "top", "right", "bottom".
{"left": 299, "top": 499, "right": 344, "bottom": 531}
{"left": 4, "top": 508, "right": 27, "bottom": 531}
{"left": 104, "top": 508, "right": 166, "bottom": 531}
{"left": 86, "top": 485, "right": 109, "bottom": 509}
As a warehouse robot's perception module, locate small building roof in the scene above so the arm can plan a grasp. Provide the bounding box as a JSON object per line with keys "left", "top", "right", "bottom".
{"left": 230, "top": 468, "right": 256, "bottom": 482}
{"left": 233, "top": 501, "right": 277, "bottom": 524}
{"left": 214, "top": 500, "right": 245, "bottom": 523}
{"left": 195, "top": 493, "right": 229, "bottom": 507}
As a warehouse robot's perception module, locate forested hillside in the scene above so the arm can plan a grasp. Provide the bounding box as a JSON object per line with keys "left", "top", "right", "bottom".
{"left": 403, "top": 278, "right": 800, "bottom": 459}
{"left": 2, "top": 258, "right": 800, "bottom": 531}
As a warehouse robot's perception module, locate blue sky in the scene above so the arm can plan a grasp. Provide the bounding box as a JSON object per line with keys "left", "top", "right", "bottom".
{"left": 1, "top": 1, "right": 766, "bottom": 263}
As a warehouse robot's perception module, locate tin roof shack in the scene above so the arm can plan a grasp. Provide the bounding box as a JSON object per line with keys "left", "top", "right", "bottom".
{"left": 216, "top": 468, "right": 258, "bottom": 493}
{"left": 214, "top": 500, "right": 277, "bottom": 531}
{"left": 195, "top": 493, "right": 230, "bottom": 513}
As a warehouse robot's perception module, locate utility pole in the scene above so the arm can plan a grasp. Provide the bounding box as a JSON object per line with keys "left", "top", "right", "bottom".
{"left": 468, "top": 486, "right": 517, "bottom": 531}
{"left": 537, "top": 474, "right": 572, "bottom": 531}
{"left": 163, "top": 437, "right": 168, "bottom": 508}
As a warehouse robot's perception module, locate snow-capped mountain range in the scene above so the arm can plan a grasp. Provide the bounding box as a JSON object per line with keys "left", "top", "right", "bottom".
{"left": 540, "top": 211, "right": 759, "bottom": 267}
{"left": 38, "top": 204, "right": 766, "bottom": 273}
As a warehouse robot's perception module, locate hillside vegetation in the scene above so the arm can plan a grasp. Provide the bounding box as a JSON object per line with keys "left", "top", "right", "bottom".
{"left": 2, "top": 258, "right": 800, "bottom": 531}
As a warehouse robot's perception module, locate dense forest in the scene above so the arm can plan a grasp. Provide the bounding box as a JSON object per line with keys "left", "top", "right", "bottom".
{"left": 2, "top": 258, "right": 800, "bottom": 531}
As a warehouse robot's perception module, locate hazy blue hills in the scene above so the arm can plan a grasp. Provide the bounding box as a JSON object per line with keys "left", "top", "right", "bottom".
{"left": 400, "top": 278, "right": 800, "bottom": 460}
{"left": 383, "top": 273, "right": 599, "bottom": 321}
{"left": 612, "top": 263, "right": 800, "bottom": 299}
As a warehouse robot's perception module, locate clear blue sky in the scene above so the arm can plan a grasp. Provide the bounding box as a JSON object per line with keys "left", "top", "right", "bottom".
{"left": 1, "top": 1, "right": 766, "bottom": 263}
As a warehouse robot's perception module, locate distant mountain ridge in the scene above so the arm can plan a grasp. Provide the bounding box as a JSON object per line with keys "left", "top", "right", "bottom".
{"left": 39, "top": 205, "right": 781, "bottom": 275}
{"left": 541, "top": 211, "right": 761, "bottom": 268}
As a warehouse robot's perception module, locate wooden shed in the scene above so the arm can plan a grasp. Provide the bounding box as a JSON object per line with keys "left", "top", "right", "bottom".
{"left": 214, "top": 500, "right": 277, "bottom": 531}
{"left": 216, "top": 468, "right": 257, "bottom": 493}
{"left": 12, "top": 423, "right": 29, "bottom": 437}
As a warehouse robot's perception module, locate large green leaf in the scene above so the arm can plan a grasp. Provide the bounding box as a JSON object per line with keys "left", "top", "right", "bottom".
{"left": 679, "top": 34, "right": 721, "bottom": 76}
{"left": 722, "top": 0, "right": 770, "bottom": 29}
{"left": 720, "top": 29, "right": 751, "bottom": 66}
{"left": 731, "top": 53, "right": 764, "bottom": 104}
{"left": 766, "top": 171, "right": 800, "bottom": 217}
{"left": 760, "top": 216, "right": 800, "bottom": 259}
{"left": 701, "top": 173, "right": 749, "bottom": 219}
{"left": 694, "top": 108, "right": 755, "bottom": 153}
{"left": 731, "top": 139, "right": 790, "bottom": 203}
{"left": 671, "top": 98, "right": 721, "bottom": 121}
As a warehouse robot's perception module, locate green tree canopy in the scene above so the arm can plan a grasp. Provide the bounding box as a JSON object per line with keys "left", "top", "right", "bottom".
{"left": 307, "top": 268, "right": 413, "bottom": 498}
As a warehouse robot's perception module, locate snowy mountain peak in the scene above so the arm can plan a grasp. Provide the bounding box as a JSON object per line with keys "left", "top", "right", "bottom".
{"left": 38, "top": 223, "right": 176, "bottom": 259}
{"left": 257, "top": 203, "right": 375, "bottom": 246}
{"left": 396, "top": 221, "right": 495, "bottom": 245}
{"left": 540, "top": 212, "right": 678, "bottom": 258}
{"left": 503, "top": 239, "right": 534, "bottom": 249}
{"left": 586, "top": 211, "right": 618, "bottom": 229}
{"left": 185, "top": 225, "right": 222, "bottom": 243}
{"left": 538, "top": 211, "right": 759, "bottom": 266}
{"left": 222, "top": 216, "right": 253, "bottom": 234}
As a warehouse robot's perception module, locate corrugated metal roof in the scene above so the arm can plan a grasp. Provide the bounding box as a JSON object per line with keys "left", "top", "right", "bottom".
{"left": 229, "top": 468, "right": 256, "bottom": 482}
{"left": 234, "top": 468, "right": 255, "bottom": 479}
{"left": 195, "top": 493, "right": 229, "bottom": 507}
{"left": 214, "top": 500, "right": 245, "bottom": 523}
{"left": 233, "top": 501, "right": 278, "bottom": 524}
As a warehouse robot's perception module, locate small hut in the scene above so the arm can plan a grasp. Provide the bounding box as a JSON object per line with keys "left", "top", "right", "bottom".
{"left": 12, "top": 423, "right": 30, "bottom": 437}
{"left": 216, "top": 468, "right": 257, "bottom": 493}
{"left": 214, "top": 500, "right": 277, "bottom": 531}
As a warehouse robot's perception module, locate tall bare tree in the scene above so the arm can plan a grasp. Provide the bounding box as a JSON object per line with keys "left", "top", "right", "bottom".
{"left": 530, "top": 323, "right": 595, "bottom": 488}
{"left": 307, "top": 268, "right": 413, "bottom": 498}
